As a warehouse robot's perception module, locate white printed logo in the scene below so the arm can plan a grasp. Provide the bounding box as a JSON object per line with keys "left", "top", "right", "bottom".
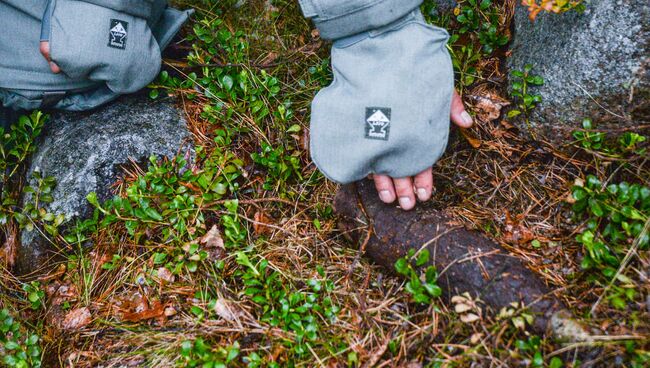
{"left": 365, "top": 107, "right": 391, "bottom": 141}
{"left": 108, "top": 19, "right": 128, "bottom": 49}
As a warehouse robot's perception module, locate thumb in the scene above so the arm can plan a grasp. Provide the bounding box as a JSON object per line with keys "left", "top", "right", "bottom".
{"left": 450, "top": 90, "right": 473, "bottom": 128}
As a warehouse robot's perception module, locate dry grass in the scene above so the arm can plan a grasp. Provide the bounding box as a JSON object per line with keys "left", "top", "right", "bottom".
{"left": 1, "top": 0, "right": 648, "bottom": 367}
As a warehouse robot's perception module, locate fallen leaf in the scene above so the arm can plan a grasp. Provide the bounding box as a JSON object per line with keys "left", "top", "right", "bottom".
{"left": 200, "top": 225, "right": 226, "bottom": 260}
{"left": 156, "top": 267, "right": 175, "bottom": 284}
{"left": 164, "top": 306, "right": 177, "bottom": 317}
{"left": 503, "top": 211, "right": 536, "bottom": 245}
{"left": 38, "top": 264, "right": 67, "bottom": 282}
{"left": 472, "top": 94, "right": 510, "bottom": 123}
{"left": 253, "top": 211, "right": 275, "bottom": 236}
{"left": 62, "top": 307, "right": 92, "bottom": 330}
{"left": 214, "top": 298, "right": 244, "bottom": 322}
{"left": 460, "top": 128, "right": 482, "bottom": 149}
{"left": 121, "top": 300, "right": 167, "bottom": 324}
{"left": 201, "top": 225, "right": 225, "bottom": 249}
{"left": 455, "top": 303, "right": 474, "bottom": 314}
{"left": 0, "top": 222, "right": 18, "bottom": 268}
{"left": 47, "top": 281, "right": 79, "bottom": 306}
{"left": 460, "top": 313, "right": 481, "bottom": 323}
{"left": 260, "top": 52, "right": 279, "bottom": 67}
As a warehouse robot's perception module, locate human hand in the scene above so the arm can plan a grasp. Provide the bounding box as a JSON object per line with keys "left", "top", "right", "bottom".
{"left": 371, "top": 90, "right": 473, "bottom": 210}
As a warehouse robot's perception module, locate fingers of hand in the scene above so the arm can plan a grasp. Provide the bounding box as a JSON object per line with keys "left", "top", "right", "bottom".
{"left": 373, "top": 174, "right": 396, "bottom": 204}
{"left": 413, "top": 168, "right": 433, "bottom": 202}
{"left": 392, "top": 177, "right": 416, "bottom": 211}
{"left": 450, "top": 90, "right": 473, "bottom": 128}
{"left": 40, "top": 41, "right": 61, "bottom": 74}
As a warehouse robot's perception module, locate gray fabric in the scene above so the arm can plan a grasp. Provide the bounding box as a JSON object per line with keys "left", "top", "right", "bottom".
{"left": 74, "top": 0, "right": 154, "bottom": 19}
{"left": 309, "top": 10, "right": 454, "bottom": 183}
{"left": 299, "top": 0, "right": 423, "bottom": 40}
{"left": 48, "top": 0, "right": 161, "bottom": 94}
{"left": 0, "top": 0, "right": 192, "bottom": 111}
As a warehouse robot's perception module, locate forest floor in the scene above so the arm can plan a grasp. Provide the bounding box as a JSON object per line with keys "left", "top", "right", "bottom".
{"left": 0, "top": 0, "right": 649, "bottom": 367}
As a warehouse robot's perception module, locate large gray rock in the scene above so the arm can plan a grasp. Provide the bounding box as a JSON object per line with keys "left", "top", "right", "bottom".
{"left": 17, "top": 96, "right": 190, "bottom": 275}
{"left": 508, "top": 0, "right": 649, "bottom": 138}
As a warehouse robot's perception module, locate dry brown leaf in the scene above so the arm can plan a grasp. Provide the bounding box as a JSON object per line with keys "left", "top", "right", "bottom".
{"left": 460, "top": 128, "right": 482, "bottom": 149}
{"left": 214, "top": 298, "right": 244, "bottom": 322}
{"left": 253, "top": 211, "right": 275, "bottom": 236}
{"left": 473, "top": 94, "right": 510, "bottom": 123}
{"left": 200, "top": 225, "right": 226, "bottom": 260}
{"left": 260, "top": 52, "right": 279, "bottom": 67}
{"left": 121, "top": 300, "right": 167, "bottom": 324}
{"left": 47, "top": 281, "right": 79, "bottom": 306}
{"left": 156, "top": 267, "right": 175, "bottom": 284}
{"left": 164, "top": 306, "right": 177, "bottom": 317}
{"left": 0, "top": 222, "right": 18, "bottom": 268}
{"left": 62, "top": 307, "right": 92, "bottom": 330}
{"left": 503, "top": 211, "right": 536, "bottom": 245}
{"left": 201, "top": 225, "right": 225, "bottom": 249}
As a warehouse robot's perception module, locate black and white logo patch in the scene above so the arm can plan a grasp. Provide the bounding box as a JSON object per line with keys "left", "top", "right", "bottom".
{"left": 108, "top": 19, "right": 128, "bottom": 49}
{"left": 365, "top": 107, "right": 391, "bottom": 141}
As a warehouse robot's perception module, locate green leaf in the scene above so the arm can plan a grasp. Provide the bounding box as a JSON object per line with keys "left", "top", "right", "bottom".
{"left": 286, "top": 124, "right": 301, "bottom": 133}
{"left": 589, "top": 198, "right": 604, "bottom": 217}
{"left": 415, "top": 250, "right": 430, "bottom": 267}
{"left": 395, "top": 258, "right": 409, "bottom": 275}
{"left": 222, "top": 75, "right": 234, "bottom": 91}
{"left": 507, "top": 110, "right": 522, "bottom": 118}
{"left": 549, "top": 357, "right": 564, "bottom": 368}
{"left": 86, "top": 192, "right": 99, "bottom": 207}
{"left": 145, "top": 207, "right": 163, "bottom": 221}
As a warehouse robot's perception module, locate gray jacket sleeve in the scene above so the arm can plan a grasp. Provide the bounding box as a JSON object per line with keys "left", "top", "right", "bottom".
{"left": 301, "top": 1, "right": 455, "bottom": 184}
{"left": 0, "top": 0, "right": 192, "bottom": 111}
{"left": 298, "top": 0, "right": 423, "bottom": 40}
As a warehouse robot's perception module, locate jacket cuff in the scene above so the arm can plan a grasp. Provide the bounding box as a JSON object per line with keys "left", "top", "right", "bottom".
{"left": 299, "top": 0, "right": 423, "bottom": 40}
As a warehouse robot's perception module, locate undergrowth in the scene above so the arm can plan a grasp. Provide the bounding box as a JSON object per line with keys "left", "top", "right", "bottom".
{"left": 0, "top": 0, "right": 648, "bottom": 367}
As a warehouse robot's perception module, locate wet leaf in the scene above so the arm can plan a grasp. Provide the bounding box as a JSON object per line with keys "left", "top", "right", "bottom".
{"left": 62, "top": 307, "right": 92, "bottom": 330}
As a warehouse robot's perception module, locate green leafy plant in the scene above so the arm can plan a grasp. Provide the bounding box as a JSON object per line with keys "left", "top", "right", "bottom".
{"left": 513, "top": 336, "right": 564, "bottom": 367}
{"left": 179, "top": 338, "right": 240, "bottom": 367}
{"left": 394, "top": 249, "right": 442, "bottom": 305}
{"left": 235, "top": 250, "right": 339, "bottom": 357}
{"left": 0, "top": 308, "right": 42, "bottom": 368}
{"left": 573, "top": 118, "right": 647, "bottom": 157}
{"left": 508, "top": 64, "right": 544, "bottom": 126}
{"left": 251, "top": 142, "right": 302, "bottom": 193}
{"left": 22, "top": 282, "right": 45, "bottom": 311}
{"left": 449, "top": 43, "right": 482, "bottom": 89}
{"left": 572, "top": 176, "right": 649, "bottom": 308}
{"left": 455, "top": 0, "right": 509, "bottom": 54}
{"left": 151, "top": 19, "right": 282, "bottom": 128}
{"left": 0, "top": 112, "right": 62, "bottom": 234}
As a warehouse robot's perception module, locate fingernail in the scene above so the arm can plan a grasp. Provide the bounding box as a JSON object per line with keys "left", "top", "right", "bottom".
{"left": 398, "top": 196, "right": 412, "bottom": 209}
{"left": 461, "top": 111, "right": 473, "bottom": 126}
{"left": 416, "top": 188, "right": 429, "bottom": 201}
{"left": 379, "top": 190, "right": 392, "bottom": 203}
